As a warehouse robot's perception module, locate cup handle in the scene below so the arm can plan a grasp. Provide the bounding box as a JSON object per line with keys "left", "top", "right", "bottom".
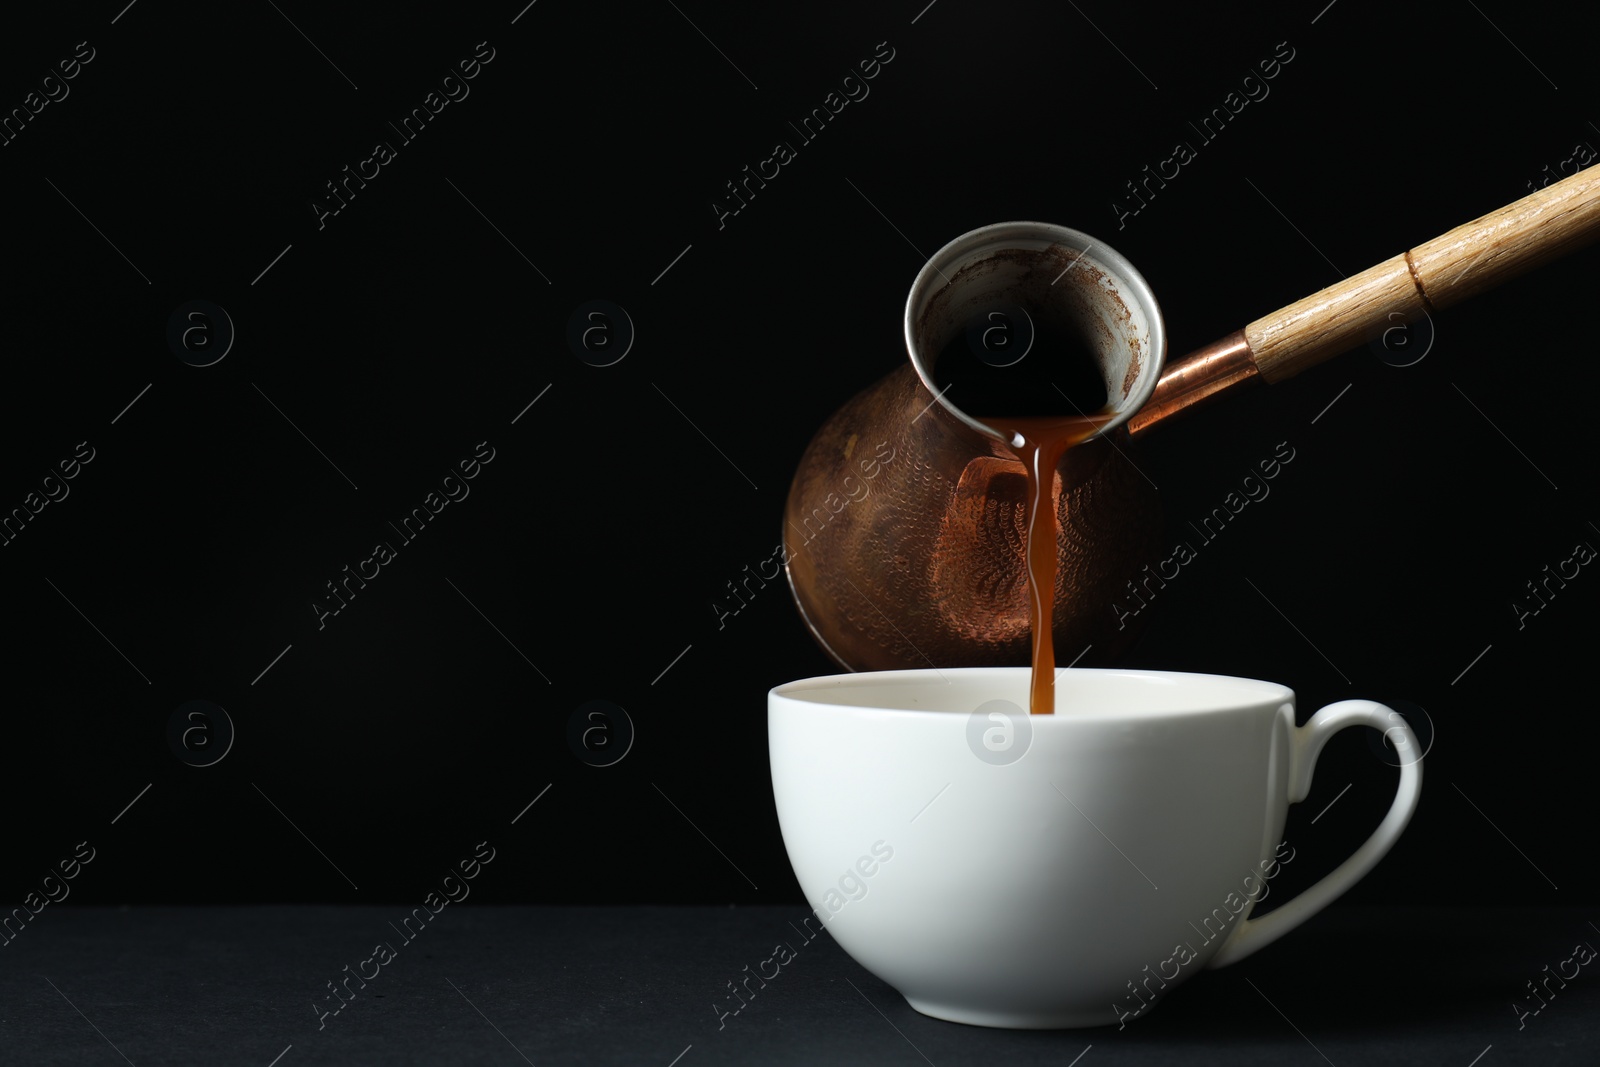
{"left": 1207, "top": 699, "right": 1423, "bottom": 969}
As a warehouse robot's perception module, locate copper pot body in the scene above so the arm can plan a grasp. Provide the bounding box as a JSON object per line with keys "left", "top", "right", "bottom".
{"left": 784, "top": 223, "right": 1169, "bottom": 672}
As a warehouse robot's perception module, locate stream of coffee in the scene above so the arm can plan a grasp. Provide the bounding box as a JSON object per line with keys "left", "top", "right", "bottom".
{"left": 935, "top": 313, "right": 1114, "bottom": 715}
{"left": 988, "top": 415, "right": 1113, "bottom": 714}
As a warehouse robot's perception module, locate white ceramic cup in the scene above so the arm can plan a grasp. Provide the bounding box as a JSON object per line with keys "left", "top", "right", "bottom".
{"left": 768, "top": 667, "right": 1423, "bottom": 1029}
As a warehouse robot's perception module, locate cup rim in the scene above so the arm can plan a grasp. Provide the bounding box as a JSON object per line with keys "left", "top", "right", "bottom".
{"left": 769, "top": 666, "right": 1294, "bottom": 722}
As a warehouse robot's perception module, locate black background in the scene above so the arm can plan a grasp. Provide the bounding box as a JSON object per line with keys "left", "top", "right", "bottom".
{"left": 2, "top": 0, "right": 1597, "bottom": 927}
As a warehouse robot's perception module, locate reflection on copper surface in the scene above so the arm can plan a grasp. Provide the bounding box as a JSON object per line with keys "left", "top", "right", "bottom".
{"left": 1126, "top": 331, "right": 1260, "bottom": 442}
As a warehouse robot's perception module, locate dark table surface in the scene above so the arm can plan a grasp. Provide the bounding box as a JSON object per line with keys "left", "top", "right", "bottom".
{"left": 2, "top": 905, "right": 1595, "bottom": 1065}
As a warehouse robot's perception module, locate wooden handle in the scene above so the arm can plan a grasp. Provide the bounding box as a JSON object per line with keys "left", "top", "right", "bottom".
{"left": 1245, "top": 164, "right": 1600, "bottom": 383}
